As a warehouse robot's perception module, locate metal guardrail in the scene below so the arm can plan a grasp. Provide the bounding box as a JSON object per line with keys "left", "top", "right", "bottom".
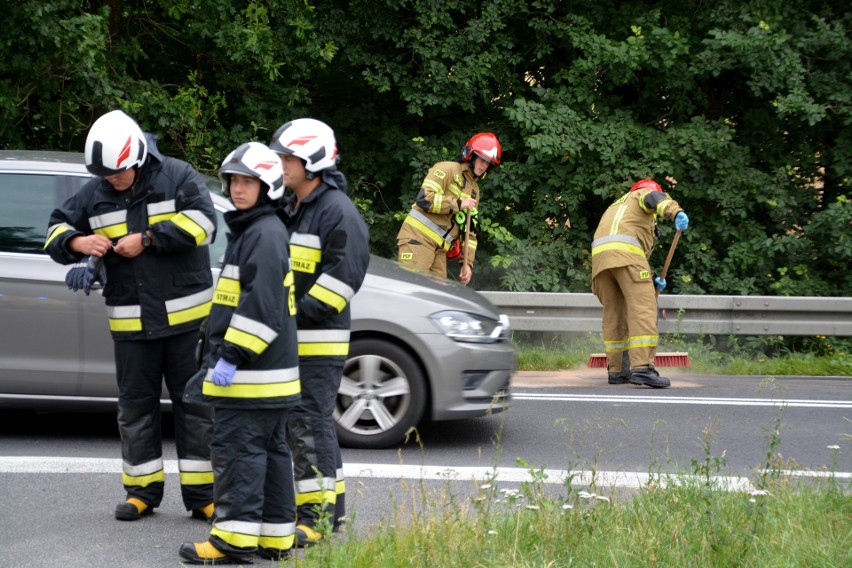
{"left": 479, "top": 292, "right": 852, "bottom": 337}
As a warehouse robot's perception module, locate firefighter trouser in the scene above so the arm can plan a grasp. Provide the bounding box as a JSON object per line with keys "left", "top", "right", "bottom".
{"left": 287, "top": 359, "right": 345, "bottom": 529}
{"left": 397, "top": 225, "right": 448, "bottom": 278}
{"left": 209, "top": 407, "right": 297, "bottom": 555}
{"left": 592, "top": 265, "right": 659, "bottom": 371}
{"left": 114, "top": 331, "right": 214, "bottom": 510}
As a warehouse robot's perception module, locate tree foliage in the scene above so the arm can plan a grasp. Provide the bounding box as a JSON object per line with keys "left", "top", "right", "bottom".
{"left": 1, "top": 0, "right": 849, "bottom": 295}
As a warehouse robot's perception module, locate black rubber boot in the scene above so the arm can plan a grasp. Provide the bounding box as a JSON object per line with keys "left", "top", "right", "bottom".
{"left": 115, "top": 498, "right": 152, "bottom": 521}
{"left": 178, "top": 541, "right": 249, "bottom": 565}
{"left": 608, "top": 351, "right": 631, "bottom": 384}
{"left": 629, "top": 366, "right": 671, "bottom": 389}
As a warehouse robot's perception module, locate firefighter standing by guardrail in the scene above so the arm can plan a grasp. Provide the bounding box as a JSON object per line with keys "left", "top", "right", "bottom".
{"left": 591, "top": 179, "right": 689, "bottom": 388}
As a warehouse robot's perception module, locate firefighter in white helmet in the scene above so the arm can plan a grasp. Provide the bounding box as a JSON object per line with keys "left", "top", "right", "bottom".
{"left": 591, "top": 179, "right": 689, "bottom": 388}
{"left": 45, "top": 109, "right": 217, "bottom": 521}
{"left": 180, "top": 142, "right": 300, "bottom": 564}
{"left": 270, "top": 118, "right": 370, "bottom": 546}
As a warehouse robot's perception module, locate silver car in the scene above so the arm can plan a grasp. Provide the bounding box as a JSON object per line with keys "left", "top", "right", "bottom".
{"left": 0, "top": 150, "right": 515, "bottom": 448}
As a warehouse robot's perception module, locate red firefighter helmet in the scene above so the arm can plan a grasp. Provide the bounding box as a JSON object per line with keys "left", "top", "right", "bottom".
{"left": 630, "top": 179, "right": 663, "bottom": 193}
{"left": 460, "top": 132, "right": 501, "bottom": 167}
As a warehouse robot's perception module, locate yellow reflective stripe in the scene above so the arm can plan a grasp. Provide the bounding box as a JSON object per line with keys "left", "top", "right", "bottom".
{"left": 431, "top": 191, "right": 443, "bottom": 214}
{"left": 298, "top": 342, "right": 350, "bottom": 357}
{"left": 168, "top": 302, "right": 211, "bottom": 325}
{"left": 295, "top": 489, "right": 337, "bottom": 507}
{"left": 44, "top": 224, "right": 72, "bottom": 249}
{"left": 202, "top": 366, "right": 300, "bottom": 398}
{"left": 109, "top": 318, "right": 142, "bottom": 332}
{"left": 169, "top": 211, "right": 209, "bottom": 246}
{"left": 316, "top": 273, "right": 355, "bottom": 303}
{"left": 121, "top": 457, "right": 165, "bottom": 487}
{"left": 230, "top": 313, "right": 278, "bottom": 344}
{"left": 224, "top": 327, "right": 269, "bottom": 355}
{"left": 283, "top": 271, "right": 294, "bottom": 287}
{"left": 290, "top": 244, "right": 322, "bottom": 262}
{"left": 202, "top": 380, "right": 301, "bottom": 399}
{"left": 122, "top": 470, "right": 165, "bottom": 487}
{"left": 89, "top": 210, "right": 128, "bottom": 240}
{"left": 107, "top": 305, "right": 142, "bottom": 332}
{"left": 213, "top": 276, "right": 240, "bottom": 307}
{"left": 603, "top": 339, "right": 628, "bottom": 352}
{"left": 166, "top": 288, "right": 214, "bottom": 326}
{"left": 94, "top": 224, "right": 128, "bottom": 240}
{"left": 629, "top": 335, "right": 659, "bottom": 348}
{"left": 448, "top": 182, "right": 463, "bottom": 199}
{"left": 258, "top": 533, "right": 296, "bottom": 552}
{"left": 422, "top": 179, "right": 443, "bottom": 195}
{"left": 180, "top": 470, "right": 214, "bottom": 485}
{"left": 212, "top": 523, "right": 260, "bottom": 549}
{"left": 148, "top": 212, "right": 174, "bottom": 225}
{"left": 656, "top": 198, "right": 673, "bottom": 217}
{"left": 591, "top": 241, "right": 645, "bottom": 257}
{"left": 308, "top": 284, "right": 347, "bottom": 313}
{"left": 290, "top": 243, "right": 321, "bottom": 274}
{"left": 608, "top": 204, "right": 627, "bottom": 234}
{"left": 403, "top": 216, "right": 450, "bottom": 249}
{"left": 337, "top": 478, "right": 345, "bottom": 494}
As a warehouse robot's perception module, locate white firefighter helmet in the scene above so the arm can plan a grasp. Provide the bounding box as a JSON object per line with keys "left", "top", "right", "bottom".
{"left": 84, "top": 110, "right": 148, "bottom": 177}
{"left": 269, "top": 118, "right": 338, "bottom": 176}
{"left": 218, "top": 142, "right": 285, "bottom": 201}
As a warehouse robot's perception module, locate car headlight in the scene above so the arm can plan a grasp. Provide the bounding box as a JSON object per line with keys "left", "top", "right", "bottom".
{"left": 430, "top": 311, "right": 511, "bottom": 343}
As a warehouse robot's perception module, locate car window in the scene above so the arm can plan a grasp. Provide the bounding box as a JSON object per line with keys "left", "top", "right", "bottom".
{"left": 0, "top": 172, "right": 87, "bottom": 254}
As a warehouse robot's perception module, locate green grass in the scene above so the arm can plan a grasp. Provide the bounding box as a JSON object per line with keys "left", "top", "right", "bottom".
{"left": 515, "top": 332, "right": 852, "bottom": 376}
{"left": 291, "top": 471, "right": 850, "bottom": 567}
{"left": 282, "top": 333, "right": 851, "bottom": 567}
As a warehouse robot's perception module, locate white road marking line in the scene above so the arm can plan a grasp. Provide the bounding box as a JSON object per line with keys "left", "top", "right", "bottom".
{"left": 1, "top": 458, "right": 848, "bottom": 491}
{"left": 512, "top": 393, "right": 852, "bottom": 408}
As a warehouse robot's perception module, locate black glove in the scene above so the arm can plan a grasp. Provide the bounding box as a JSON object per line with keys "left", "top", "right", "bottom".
{"left": 65, "top": 255, "right": 105, "bottom": 296}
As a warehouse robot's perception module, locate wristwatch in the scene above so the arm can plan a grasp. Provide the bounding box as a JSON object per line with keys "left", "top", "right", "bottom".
{"left": 141, "top": 232, "right": 152, "bottom": 248}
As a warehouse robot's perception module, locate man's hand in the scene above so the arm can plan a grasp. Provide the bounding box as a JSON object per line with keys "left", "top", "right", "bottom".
{"left": 459, "top": 263, "right": 473, "bottom": 286}
{"left": 459, "top": 197, "right": 476, "bottom": 211}
{"left": 653, "top": 276, "right": 667, "bottom": 291}
{"left": 675, "top": 212, "right": 689, "bottom": 231}
{"left": 112, "top": 232, "right": 147, "bottom": 258}
{"left": 69, "top": 234, "right": 112, "bottom": 257}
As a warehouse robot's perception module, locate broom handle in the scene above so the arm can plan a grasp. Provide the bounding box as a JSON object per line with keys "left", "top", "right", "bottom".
{"left": 656, "top": 229, "right": 681, "bottom": 298}
{"left": 462, "top": 207, "right": 472, "bottom": 268}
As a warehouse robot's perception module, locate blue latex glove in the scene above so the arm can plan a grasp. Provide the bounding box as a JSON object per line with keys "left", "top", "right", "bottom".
{"left": 654, "top": 276, "right": 667, "bottom": 291}
{"left": 65, "top": 255, "right": 105, "bottom": 296}
{"left": 675, "top": 211, "right": 689, "bottom": 231}
{"left": 211, "top": 358, "right": 237, "bottom": 387}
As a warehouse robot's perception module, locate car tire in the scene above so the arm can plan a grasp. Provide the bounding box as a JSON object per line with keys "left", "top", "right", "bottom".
{"left": 334, "top": 338, "right": 427, "bottom": 449}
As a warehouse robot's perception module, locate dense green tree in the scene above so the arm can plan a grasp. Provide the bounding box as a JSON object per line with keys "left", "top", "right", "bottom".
{"left": 1, "top": 1, "right": 849, "bottom": 295}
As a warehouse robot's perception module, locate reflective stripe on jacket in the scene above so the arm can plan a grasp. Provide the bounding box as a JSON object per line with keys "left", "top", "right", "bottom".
{"left": 279, "top": 169, "right": 370, "bottom": 359}
{"left": 591, "top": 188, "right": 683, "bottom": 279}
{"left": 44, "top": 135, "right": 217, "bottom": 340}
{"left": 202, "top": 204, "right": 300, "bottom": 408}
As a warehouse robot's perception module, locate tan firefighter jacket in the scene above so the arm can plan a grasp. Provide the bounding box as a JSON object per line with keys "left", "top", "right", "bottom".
{"left": 398, "top": 160, "right": 480, "bottom": 266}
{"left": 591, "top": 188, "right": 683, "bottom": 279}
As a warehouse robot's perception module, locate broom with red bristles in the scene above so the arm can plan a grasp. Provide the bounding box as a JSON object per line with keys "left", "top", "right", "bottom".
{"left": 588, "top": 229, "right": 690, "bottom": 368}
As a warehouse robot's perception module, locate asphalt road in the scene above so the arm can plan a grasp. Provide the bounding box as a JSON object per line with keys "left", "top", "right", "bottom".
{"left": 1, "top": 370, "right": 849, "bottom": 567}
